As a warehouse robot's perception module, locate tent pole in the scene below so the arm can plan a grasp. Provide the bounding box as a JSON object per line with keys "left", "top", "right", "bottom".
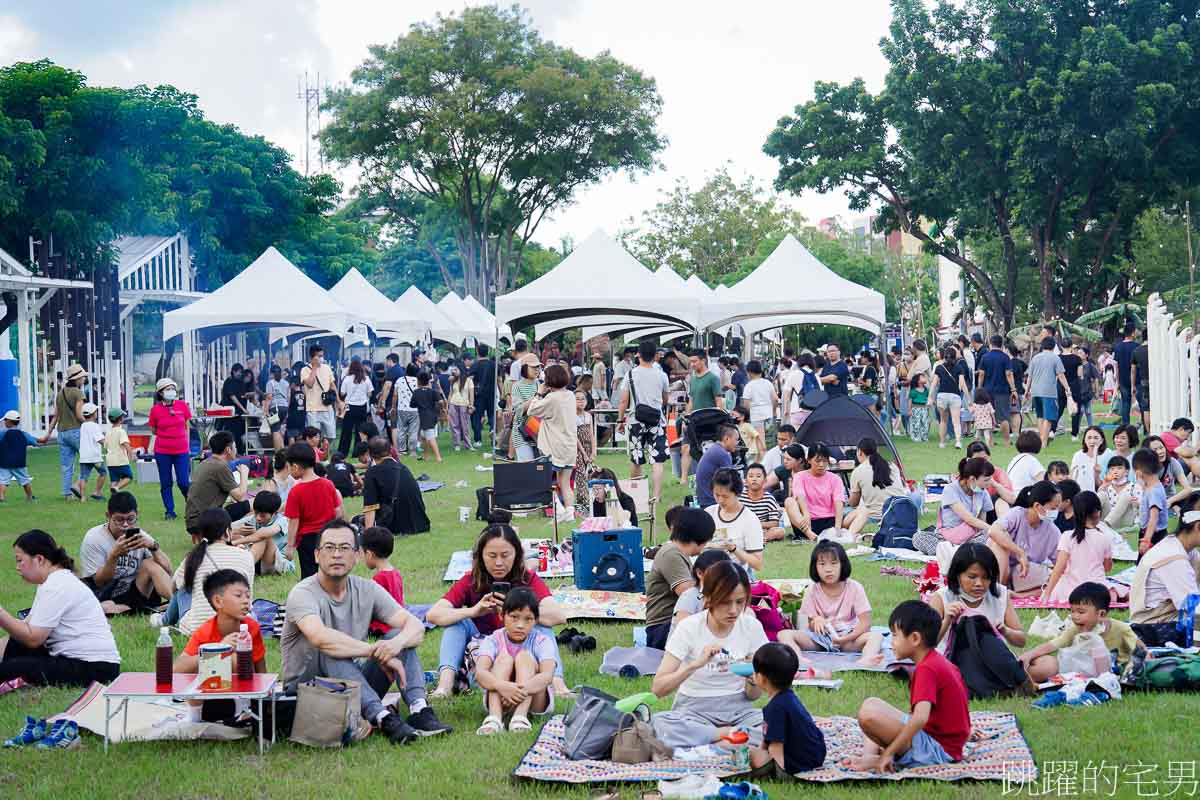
{"left": 493, "top": 322, "right": 500, "bottom": 455}
{"left": 879, "top": 322, "right": 889, "bottom": 435}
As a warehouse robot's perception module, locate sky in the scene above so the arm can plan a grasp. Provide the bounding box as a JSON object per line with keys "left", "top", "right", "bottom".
{"left": 0, "top": 0, "right": 894, "bottom": 247}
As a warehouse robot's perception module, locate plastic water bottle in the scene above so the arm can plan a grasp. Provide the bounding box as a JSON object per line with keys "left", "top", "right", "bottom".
{"left": 236, "top": 623, "right": 253, "bottom": 683}
{"left": 155, "top": 626, "right": 173, "bottom": 692}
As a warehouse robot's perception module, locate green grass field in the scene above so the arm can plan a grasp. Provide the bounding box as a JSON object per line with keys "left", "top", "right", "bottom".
{"left": 0, "top": 426, "right": 1194, "bottom": 800}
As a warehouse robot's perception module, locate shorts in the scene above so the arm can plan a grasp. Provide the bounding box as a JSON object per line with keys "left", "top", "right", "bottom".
{"left": 420, "top": 427, "right": 438, "bottom": 440}
{"left": 627, "top": 421, "right": 669, "bottom": 466}
{"left": 106, "top": 465, "right": 133, "bottom": 483}
{"left": 895, "top": 714, "right": 954, "bottom": 769}
{"left": 80, "top": 462, "right": 102, "bottom": 480}
{"left": 1033, "top": 396, "right": 1059, "bottom": 421}
{"left": 0, "top": 466, "right": 31, "bottom": 486}
{"left": 810, "top": 516, "right": 837, "bottom": 535}
{"left": 255, "top": 544, "right": 296, "bottom": 575}
{"left": 1135, "top": 384, "right": 1150, "bottom": 411}
{"left": 83, "top": 576, "right": 161, "bottom": 612}
{"left": 481, "top": 686, "right": 555, "bottom": 716}
{"left": 935, "top": 392, "right": 962, "bottom": 412}
{"left": 306, "top": 409, "right": 337, "bottom": 439}
{"left": 990, "top": 392, "right": 1011, "bottom": 420}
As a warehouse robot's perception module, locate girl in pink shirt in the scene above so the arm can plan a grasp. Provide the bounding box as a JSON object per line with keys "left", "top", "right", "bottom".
{"left": 1043, "top": 491, "right": 1113, "bottom": 604}
{"left": 791, "top": 444, "right": 845, "bottom": 539}
{"left": 778, "top": 540, "right": 884, "bottom": 664}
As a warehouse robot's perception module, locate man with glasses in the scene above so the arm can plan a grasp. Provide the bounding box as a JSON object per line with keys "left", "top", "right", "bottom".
{"left": 280, "top": 519, "right": 452, "bottom": 744}
{"left": 80, "top": 491, "right": 173, "bottom": 615}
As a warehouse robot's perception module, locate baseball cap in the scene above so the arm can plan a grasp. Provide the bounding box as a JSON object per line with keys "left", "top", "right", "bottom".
{"left": 81, "top": 402, "right": 99, "bottom": 416}
{"left": 108, "top": 407, "right": 127, "bottom": 422}
{"left": 2, "top": 410, "right": 19, "bottom": 422}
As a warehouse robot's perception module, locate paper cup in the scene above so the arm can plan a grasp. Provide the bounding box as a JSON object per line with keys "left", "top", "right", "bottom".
{"left": 458, "top": 506, "right": 470, "bottom": 523}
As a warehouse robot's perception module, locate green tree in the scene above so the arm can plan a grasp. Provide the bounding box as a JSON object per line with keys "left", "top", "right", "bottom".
{"left": 321, "top": 4, "right": 665, "bottom": 305}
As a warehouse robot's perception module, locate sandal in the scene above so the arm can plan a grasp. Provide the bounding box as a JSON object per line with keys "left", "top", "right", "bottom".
{"left": 508, "top": 714, "right": 532, "bottom": 732}
{"left": 430, "top": 687, "right": 452, "bottom": 701}
{"left": 476, "top": 715, "right": 503, "bottom": 736}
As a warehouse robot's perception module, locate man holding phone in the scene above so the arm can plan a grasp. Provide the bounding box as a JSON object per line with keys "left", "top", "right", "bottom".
{"left": 80, "top": 491, "right": 173, "bottom": 615}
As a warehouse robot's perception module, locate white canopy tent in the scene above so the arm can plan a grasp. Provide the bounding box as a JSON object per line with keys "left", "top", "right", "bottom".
{"left": 393, "top": 286, "right": 459, "bottom": 343}
{"left": 437, "top": 292, "right": 493, "bottom": 345}
{"left": 330, "top": 268, "right": 429, "bottom": 343}
{"left": 461, "top": 294, "right": 512, "bottom": 346}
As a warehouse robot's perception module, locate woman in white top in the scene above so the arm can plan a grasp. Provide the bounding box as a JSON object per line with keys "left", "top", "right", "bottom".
{"left": 337, "top": 358, "right": 374, "bottom": 459}
{"left": 1130, "top": 509, "right": 1200, "bottom": 626}
{"left": 742, "top": 360, "right": 778, "bottom": 433}
{"left": 171, "top": 508, "right": 254, "bottom": 635}
{"left": 1007, "top": 430, "right": 1047, "bottom": 492}
{"left": 845, "top": 437, "right": 909, "bottom": 537}
{"left": 524, "top": 364, "right": 579, "bottom": 522}
{"left": 1069, "top": 426, "right": 1107, "bottom": 492}
{"left": 927, "top": 542, "right": 1025, "bottom": 654}
{"left": 705, "top": 468, "right": 765, "bottom": 579}
{"left": 1, "top": 530, "right": 120, "bottom": 686}
{"left": 264, "top": 364, "right": 291, "bottom": 451}
{"left": 651, "top": 561, "right": 769, "bottom": 749}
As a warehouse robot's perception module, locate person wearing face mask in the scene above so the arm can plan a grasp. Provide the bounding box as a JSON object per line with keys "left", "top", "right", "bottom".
{"left": 147, "top": 377, "right": 193, "bottom": 521}
{"left": 928, "top": 543, "right": 1026, "bottom": 654}
{"left": 985, "top": 480, "right": 1064, "bottom": 593}
{"left": 912, "top": 457, "right": 995, "bottom": 555}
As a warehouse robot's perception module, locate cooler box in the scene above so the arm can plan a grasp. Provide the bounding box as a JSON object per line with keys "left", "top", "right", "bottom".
{"left": 136, "top": 457, "right": 158, "bottom": 484}
{"left": 572, "top": 528, "right": 645, "bottom": 593}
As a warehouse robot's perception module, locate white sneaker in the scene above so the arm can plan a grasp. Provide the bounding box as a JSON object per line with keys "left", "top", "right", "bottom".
{"left": 148, "top": 612, "right": 165, "bottom": 629}
{"left": 939, "top": 442, "right": 947, "bottom": 449}
{"left": 1071, "top": 435, "right": 1078, "bottom": 442}
{"left": 660, "top": 773, "right": 723, "bottom": 799}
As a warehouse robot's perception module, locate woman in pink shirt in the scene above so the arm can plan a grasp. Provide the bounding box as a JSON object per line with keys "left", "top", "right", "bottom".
{"left": 791, "top": 443, "right": 845, "bottom": 539}
{"left": 147, "top": 377, "right": 192, "bottom": 520}
{"left": 1043, "top": 491, "right": 1113, "bottom": 604}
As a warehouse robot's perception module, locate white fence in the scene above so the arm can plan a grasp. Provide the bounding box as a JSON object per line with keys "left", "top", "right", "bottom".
{"left": 1146, "top": 293, "right": 1200, "bottom": 436}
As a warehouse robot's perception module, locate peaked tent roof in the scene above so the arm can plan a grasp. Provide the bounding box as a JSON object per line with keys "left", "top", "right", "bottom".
{"left": 393, "top": 286, "right": 460, "bottom": 343}
{"left": 702, "top": 234, "right": 886, "bottom": 335}
{"left": 437, "top": 293, "right": 492, "bottom": 343}
{"left": 495, "top": 230, "right": 700, "bottom": 331}
{"left": 330, "top": 268, "right": 428, "bottom": 342}
{"left": 163, "top": 246, "right": 358, "bottom": 341}
{"left": 461, "top": 293, "right": 513, "bottom": 345}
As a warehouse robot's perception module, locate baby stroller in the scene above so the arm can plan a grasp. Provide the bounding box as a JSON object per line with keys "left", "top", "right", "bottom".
{"left": 683, "top": 407, "right": 748, "bottom": 471}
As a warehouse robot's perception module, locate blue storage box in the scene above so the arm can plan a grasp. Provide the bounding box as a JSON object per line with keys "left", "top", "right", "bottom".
{"left": 572, "top": 528, "right": 645, "bottom": 592}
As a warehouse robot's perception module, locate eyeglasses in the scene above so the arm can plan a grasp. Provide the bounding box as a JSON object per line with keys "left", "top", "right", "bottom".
{"left": 319, "top": 544, "right": 355, "bottom": 554}
{"left": 110, "top": 514, "right": 138, "bottom": 526}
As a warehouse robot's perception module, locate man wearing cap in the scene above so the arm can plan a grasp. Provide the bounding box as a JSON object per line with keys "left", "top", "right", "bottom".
{"left": 301, "top": 344, "right": 341, "bottom": 442}
{"left": 147, "top": 376, "right": 193, "bottom": 520}
{"left": 0, "top": 409, "right": 39, "bottom": 502}
{"left": 40, "top": 363, "right": 88, "bottom": 499}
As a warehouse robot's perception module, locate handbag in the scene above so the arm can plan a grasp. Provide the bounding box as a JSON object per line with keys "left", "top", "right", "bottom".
{"left": 611, "top": 717, "right": 673, "bottom": 764}
{"left": 947, "top": 615, "right": 1034, "bottom": 699}
{"left": 522, "top": 415, "right": 542, "bottom": 440}
{"left": 313, "top": 372, "right": 337, "bottom": 408}
{"left": 627, "top": 374, "right": 661, "bottom": 428}
{"left": 562, "top": 687, "right": 628, "bottom": 760}
{"left": 290, "top": 677, "right": 365, "bottom": 748}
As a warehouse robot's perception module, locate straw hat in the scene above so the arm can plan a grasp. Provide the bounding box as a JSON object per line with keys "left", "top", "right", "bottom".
{"left": 155, "top": 377, "right": 178, "bottom": 393}
{"left": 64, "top": 363, "right": 88, "bottom": 382}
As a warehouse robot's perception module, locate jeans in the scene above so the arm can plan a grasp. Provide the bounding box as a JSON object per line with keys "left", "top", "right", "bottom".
{"left": 337, "top": 403, "right": 368, "bottom": 457}
{"left": 154, "top": 452, "right": 191, "bottom": 515}
{"left": 471, "top": 400, "right": 495, "bottom": 445}
{"left": 1119, "top": 387, "right": 1132, "bottom": 426}
{"left": 163, "top": 589, "right": 192, "bottom": 625}
{"left": 58, "top": 428, "right": 80, "bottom": 497}
{"left": 437, "top": 618, "right": 563, "bottom": 678}
{"left": 395, "top": 408, "right": 420, "bottom": 453}
{"left": 289, "top": 630, "right": 426, "bottom": 723}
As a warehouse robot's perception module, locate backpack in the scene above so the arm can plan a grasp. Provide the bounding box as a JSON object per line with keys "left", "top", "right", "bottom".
{"left": 873, "top": 495, "right": 920, "bottom": 550}
{"left": 749, "top": 581, "right": 790, "bottom": 642}
{"left": 475, "top": 486, "right": 494, "bottom": 521}
{"left": 562, "top": 687, "right": 628, "bottom": 760}
{"left": 801, "top": 369, "right": 819, "bottom": 395}
{"left": 1122, "top": 652, "right": 1200, "bottom": 691}
{"left": 591, "top": 552, "right": 637, "bottom": 592}
{"left": 947, "top": 615, "right": 1032, "bottom": 699}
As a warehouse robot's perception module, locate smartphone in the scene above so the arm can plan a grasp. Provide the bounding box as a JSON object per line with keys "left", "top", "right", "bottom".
{"left": 490, "top": 581, "right": 511, "bottom": 597}
{"left": 123, "top": 527, "right": 141, "bottom": 539}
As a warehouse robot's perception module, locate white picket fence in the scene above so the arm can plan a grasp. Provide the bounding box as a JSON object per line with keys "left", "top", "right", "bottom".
{"left": 1146, "top": 292, "right": 1200, "bottom": 437}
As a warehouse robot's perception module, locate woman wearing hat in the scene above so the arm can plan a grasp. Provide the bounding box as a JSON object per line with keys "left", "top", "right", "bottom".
{"left": 147, "top": 377, "right": 193, "bottom": 520}
{"left": 39, "top": 363, "right": 88, "bottom": 500}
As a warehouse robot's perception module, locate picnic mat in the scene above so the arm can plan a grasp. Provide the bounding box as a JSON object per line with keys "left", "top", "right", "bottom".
{"left": 552, "top": 586, "right": 646, "bottom": 620}
{"left": 50, "top": 682, "right": 248, "bottom": 743}
{"left": 1011, "top": 594, "right": 1129, "bottom": 610}
{"left": 800, "top": 649, "right": 912, "bottom": 674}
{"left": 418, "top": 480, "right": 445, "bottom": 493}
{"left": 442, "top": 542, "right": 653, "bottom": 582}
{"left": 513, "top": 711, "right": 1035, "bottom": 785}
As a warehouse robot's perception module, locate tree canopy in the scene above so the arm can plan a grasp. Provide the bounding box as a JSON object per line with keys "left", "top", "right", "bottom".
{"left": 321, "top": 4, "right": 665, "bottom": 305}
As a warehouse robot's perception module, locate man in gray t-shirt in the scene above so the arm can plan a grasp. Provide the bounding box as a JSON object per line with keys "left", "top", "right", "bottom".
{"left": 281, "top": 521, "right": 451, "bottom": 743}
{"left": 618, "top": 340, "right": 671, "bottom": 503}
{"left": 1026, "top": 338, "right": 1071, "bottom": 448}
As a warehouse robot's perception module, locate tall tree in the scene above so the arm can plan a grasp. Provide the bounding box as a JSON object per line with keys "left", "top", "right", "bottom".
{"left": 321, "top": 5, "right": 666, "bottom": 305}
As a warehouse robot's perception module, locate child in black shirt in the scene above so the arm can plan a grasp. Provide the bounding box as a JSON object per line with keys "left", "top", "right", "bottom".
{"left": 749, "top": 642, "right": 826, "bottom": 778}
{"left": 409, "top": 372, "right": 443, "bottom": 462}
{"left": 327, "top": 452, "right": 360, "bottom": 498}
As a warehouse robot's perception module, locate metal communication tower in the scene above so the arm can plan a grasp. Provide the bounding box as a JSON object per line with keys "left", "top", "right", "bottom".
{"left": 297, "top": 70, "right": 323, "bottom": 176}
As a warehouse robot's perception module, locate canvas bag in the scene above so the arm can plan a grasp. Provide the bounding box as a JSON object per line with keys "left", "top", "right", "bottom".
{"left": 562, "top": 687, "right": 627, "bottom": 760}
{"left": 290, "top": 677, "right": 363, "bottom": 748}
{"left": 947, "top": 615, "right": 1032, "bottom": 699}
{"left": 1057, "top": 631, "right": 1111, "bottom": 677}
{"left": 611, "top": 717, "right": 673, "bottom": 764}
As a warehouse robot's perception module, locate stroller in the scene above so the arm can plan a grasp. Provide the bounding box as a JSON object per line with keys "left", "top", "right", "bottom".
{"left": 683, "top": 407, "right": 748, "bottom": 472}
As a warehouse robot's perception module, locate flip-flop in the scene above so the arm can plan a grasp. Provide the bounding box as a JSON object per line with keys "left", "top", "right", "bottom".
{"left": 508, "top": 715, "right": 532, "bottom": 732}
{"left": 476, "top": 715, "right": 503, "bottom": 735}
{"left": 69, "top": 489, "right": 82, "bottom": 500}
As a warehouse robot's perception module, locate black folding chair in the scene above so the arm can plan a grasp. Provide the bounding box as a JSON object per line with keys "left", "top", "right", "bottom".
{"left": 493, "top": 457, "right": 561, "bottom": 542}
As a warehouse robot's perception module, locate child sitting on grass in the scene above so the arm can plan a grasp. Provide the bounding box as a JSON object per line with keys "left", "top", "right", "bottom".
{"left": 174, "top": 569, "right": 266, "bottom": 722}
{"left": 474, "top": 587, "right": 556, "bottom": 735}
{"left": 778, "top": 541, "right": 884, "bottom": 665}
{"left": 853, "top": 601, "right": 970, "bottom": 772}
{"left": 1020, "top": 581, "right": 1141, "bottom": 682}
{"left": 1098, "top": 455, "right": 1141, "bottom": 529}
{"left": 748, "top": 642, "right": 827, "bottom": 779}
{"left": 230, "top": 491, "right": 293, "bottom": 576}
{"left": 1042, "top": 492, "right": 1112, "bottom": 604}
{"left": 363, "top": 526, "right": 405, "bottom": 637}
{"left": 1046, "top": 461, "right": 1070, "bottom": 484}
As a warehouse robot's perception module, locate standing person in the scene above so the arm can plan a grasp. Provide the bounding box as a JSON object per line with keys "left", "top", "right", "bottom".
{"left": 1078, "top": 346, "right": 1100, "bottom": 431}
{"left": 957, "top": 335, "right": 976, "bottom": 388}
{"left": 39, "top": 363, "right": 88, "bottom": 501}
{"left": 219, "top": 364, "right": 249, "bottom": 455}
{"left": 525, "top": 364, "right": 577, "bottom": 521}
{"left": 104, "top": 408, "right": 134, "bottom": 494}
{"left": 0, "top": 410, "right": 39, "bottom": 502}
{"left": 573, "top": 389, "right": 596, "bottom": 516}
{"left": 976, "top": 335, "right": 1017, "bottom": 446}
{"left": 470, "top": 344, "right": 496, "bottom": 448}
{"left": 610, "top": 346, "right": 635, "bottom": 405}
{"left": 686, "top": 349, "right": 723, "bottom": 412}
{"left": 146, "top": 377, "right": 193, "bottom": 521}
{"left": 818, "top": 344, "right": 851, "bottom": 398}
{"left": 1028, "top": 337, "right": 1071, "bottom": 449}
{"left": 1059, "top": 342, "right": 1085, "bottom": 441}
{"left": 508, "top": 361, "right": 541, "bottom": 461}
{"left": 782, "top": 353, "right": 819, "bottom": 428}
{"left": 284, "top": 370, "right": 307, "bottom": 446}
{"left": 1113, "top": 323, "right": 1139, "bottom": 428}
{"left": 857, "top": 352, "right": 880, "bottom": 418}
{"left": 409, "top": 372, "right": 444, "bottom": 463}
{"left": 934, "top": 346, "right": 969, "bottom": 449}
{"left": 301, "top": 345, "right": 341, "bottom": 444}
{"left": 1008, "top": 343, "right": 1028, "bottom": 437}
{"left": 447, "top": 366, "right": 474, "bottom": 451}
{"left": 378, "top": 353, "right": 402, "bottom": 447}
{"left": 619, "top": 341, "right": 671, "bottom": 504}
{"left": 76, "top": 403, "right": 106, "bottom": 501}
{"left": 393, "top": 364, "right": 422, "bottom": 456}
{"left": 590, "top": 351, "right": 608, "bottom": 405}
{"left": 743, "top": 361, "right": 779, "bottom": 435}
{"left": 336, "top": 358, "right": 373, "bottom": 458}
{"left": 1130, "top": 335, "right": 1151, "bottom": 431}
{"left": 908, "top": 374, "right": 931, "bottom": 442}
{"left": 909, "top": 339, "right": 934, "bottom": 414}
{"left": 264, "top": 365, "right": 290, "bottom": 452}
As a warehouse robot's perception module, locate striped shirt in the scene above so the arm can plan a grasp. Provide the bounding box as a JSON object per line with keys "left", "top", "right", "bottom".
{"left": 739, "top": 491, "right": 781, "bottom": 527}
{"left": 173, "top": 542, "right": 255, "bottom": 635}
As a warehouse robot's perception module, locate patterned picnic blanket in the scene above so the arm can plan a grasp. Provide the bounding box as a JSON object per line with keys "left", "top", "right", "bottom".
{"left": 513, "top": 711, "right": 1036, "bottom": 785}
{"left": 1011, "top": 594, "right": 1129, "bottom": 610}
{"left": 552, "top": 586, "right": 646, "bottom": 620}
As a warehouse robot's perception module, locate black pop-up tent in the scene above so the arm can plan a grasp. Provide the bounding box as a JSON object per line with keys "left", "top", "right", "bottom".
{"left": 793, "top": 395, "right": 906, "bottom": 480}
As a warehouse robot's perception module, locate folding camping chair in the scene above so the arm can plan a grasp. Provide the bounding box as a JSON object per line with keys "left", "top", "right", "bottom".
{"left": 493, "top": 457, "right": 561, "bottom": 542}
{"left": 619, "top": 476, "right": 658, "bottom": 543}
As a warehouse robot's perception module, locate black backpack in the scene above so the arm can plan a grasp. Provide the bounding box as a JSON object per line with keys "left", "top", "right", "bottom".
{"left": 475, "top": 487, "right": 494, "bottom": 521}
{"left": 947, "top": 615, "right": 1032, "bottom": 699}
{"left": 591, "top": 552, "right": 637, "bottom": 592}
{"left": 873, "top": 495, "right": 919, "bottom": 550}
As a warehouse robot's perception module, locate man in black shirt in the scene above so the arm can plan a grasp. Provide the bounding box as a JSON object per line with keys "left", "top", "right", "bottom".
{"left": 1113, "top": 323, "right": 1139, "bottom": 427}
{"left": 361, "top": 437, "right": 429, "bottom": 534}
{"left": 470, "top": 343, "right": 496, "bottom": 448}
{"left": 220, "top": 363, "right": 248, "bottom": 454}
{"left": 1131, "top": 338, "right": 1150, "bottom": 431}
{"left": 818, "top": 344, "right": 851, "bottom": 398}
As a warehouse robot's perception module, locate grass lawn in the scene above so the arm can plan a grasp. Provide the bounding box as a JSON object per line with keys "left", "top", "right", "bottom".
{"left": 0, "top": 425, "right": 1195, "bottom": 800}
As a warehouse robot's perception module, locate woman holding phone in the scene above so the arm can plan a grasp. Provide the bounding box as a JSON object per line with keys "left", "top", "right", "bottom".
{"left": 426, "top": 520, "right": 568, "bottom": 699}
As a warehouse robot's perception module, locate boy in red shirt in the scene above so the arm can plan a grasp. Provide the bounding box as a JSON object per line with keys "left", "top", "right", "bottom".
{"left": 852, "top": 600, "right": 970, "bottom": 772}
{"left": 363, "top": 526, "right": 405, "bottom": 636}
{"left": 283, "top": 442, "right": 342, "bottom": 579}
{"left": 174, "top": 569, "right": 267, "bottom": 722}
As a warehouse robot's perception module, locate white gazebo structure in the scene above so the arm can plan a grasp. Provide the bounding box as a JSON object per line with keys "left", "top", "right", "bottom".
{"left": 394, "top": 286, "right": 460, "bottom": 344}
{"left": 330, "top": 268, "right": 429, "bottom": 343}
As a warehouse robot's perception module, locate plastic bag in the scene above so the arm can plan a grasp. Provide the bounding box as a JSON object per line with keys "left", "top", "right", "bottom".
{"left": 1058, "top": 631, "right": 1110, "bottom": 678}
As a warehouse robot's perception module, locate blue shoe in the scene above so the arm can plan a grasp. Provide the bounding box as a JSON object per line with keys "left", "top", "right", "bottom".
{"left": 1032, "top": 690, "right": 1066, "bottom": 710}
{"left": 35, "top": 720, "right": 80, "bottom": 750}
{"left": 3, "top": 716, "right": 47, "bottom": 747}
{"left": 1065, "top": 690, "right": 1109, "bottom": 707}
